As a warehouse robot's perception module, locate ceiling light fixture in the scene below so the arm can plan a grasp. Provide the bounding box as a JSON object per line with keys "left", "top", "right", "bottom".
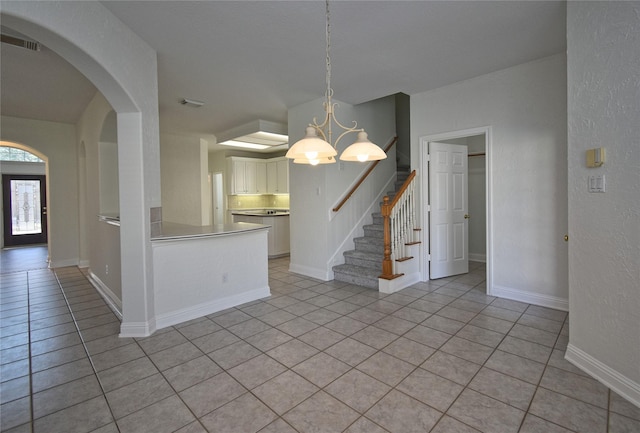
{"left": 285, "top": 0, "right": 386, "bottom": 166}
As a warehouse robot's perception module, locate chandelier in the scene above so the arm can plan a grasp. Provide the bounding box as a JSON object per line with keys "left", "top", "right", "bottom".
{"left": 285, "top": 0, "right": 387, "bottom": 166}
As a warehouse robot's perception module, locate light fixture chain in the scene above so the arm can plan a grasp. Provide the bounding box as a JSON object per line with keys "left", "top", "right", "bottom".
{"left": 325, "top": 0, "right": 331, "bottom": 100}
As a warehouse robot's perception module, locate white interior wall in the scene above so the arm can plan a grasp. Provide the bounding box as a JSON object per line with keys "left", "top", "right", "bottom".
{"left": 288, "top": 96, "right": 396, "bottom": 280}
{"left": 77, "top": 92, "right": 122, "bottom": 304}
{"left": 0, "top": 116, "right": 79, "bottom": 265}
{"left": 2, "top": 1, "right": 162, "bottom": 336}
{"left": 566, "top": 1, "right": 640, "bottom": 406}
{"left": 411, "top": 53, "right": 568, "bottom": 308}
{"left": 160, "top": 133, "right": 210, "bottom": 226}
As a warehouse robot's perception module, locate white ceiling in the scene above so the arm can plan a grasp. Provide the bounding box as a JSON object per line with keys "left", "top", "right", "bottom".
{"left": 0, "top": 1, "right": 566, "bottom": 150}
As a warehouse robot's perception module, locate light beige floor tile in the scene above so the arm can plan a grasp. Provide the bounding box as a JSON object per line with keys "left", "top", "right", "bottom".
{"left": 365, "top": 389, "right": 442, "bottom": 433}
{"left": 200, "top": 392, "right": 277, "bottom": 433}
{"left": 179, "top": 372, "right": 246, "bottom": 417}
{"left": 252, "top": 370, "right": 318, "bottom": 415}
{"left": 325, "top": 316, "right": 368, "bottom": 336}
{"left": 298, "top": 326, "right": 345, "bottom": 350}
{"left": 90, "top": 342, "right": 146, "bottom": 372}
{"left": 0, "top": 375, "right": 30, "bottom": 405}
{"left": 421, "top": 351, "right": 481, "bottom": 386}
{"left": 283, "top": 391, "right": 360, "bottom": 433}
{"left": 325, "top": 369, "right": 391, "bottom": 413}
{"left": 116, "top": 395, "right": 195, "bottom": 433}
{"left": 32, "top": 396, "right": 113, "bottom": 433}
{"left": 497, "top": 336, "right": 552, "bottom": 364}
{"left": 32, "top": 374, "right": 103, "bottom": 419}
{"left": 430, "top": 415, "right": 481, "bottom": 433}
{"left": 258, "top": 418, "right": 299, "bottom": 433}
{"left": 31, "top": 357, "right": 94, "bottom": 393}
{"left": 276, "top": 317, "right": 319, "bottom": 337}
{"left": 97, "top": 357, "right": 159, "bottom": 392}
{"left": 293, "top": 352, "right": 351, "bottom": 387}
{"left": 529, "top": 387, "right": 607, "bottom": 433}
{"left": 540, "top": 365, "right": 610, "bottom": 409}
{"left": 175, "top": 319, "right": 222, "bottom": 340}
{"left": 0, "top": 396, "right": 30, "bottom": 431}
{"left": 519, "top": 414, "right": 574, "bottom": 433}
{"left": 162, "top": 355, "right": 222, "bottom": 392}
{"left": 397, "top": 367, "right": 463, "bottom": 412}
{"left": 227, "top": 318, "right": 273, "bottom": 339}
{"left": 105, "top": 373, "right": 174, "bottom": 419}
{"left": 447, "top": 388, "right": 525, "bottom": 433}
{"left": 228, "top": 353, "right": 287, "bottom": 389}
{"left": 456, "top": 324, "right": 505, "bottom": 348}
{"left": 148, "top": 341, "right": 203, "bottom": 371}
{"left": 265, "top": 338, "right": 319, "bottom": 368}
{"left": 609, "top": 413, "right": 640, "bottom": 433}
{"left": 610, "top": 391, "right": 640, "bottom": 420}
{"left": 343, "top": 417, "right": 389, "bottom": 433}
{"left": 440, "top": 336, "right": 494, "bottom": 365}
{"left": 468, "top": 367, "right": 537, "bottom": 410}
{"left": 356, "top": 351, "right": 414, "bottom": 387}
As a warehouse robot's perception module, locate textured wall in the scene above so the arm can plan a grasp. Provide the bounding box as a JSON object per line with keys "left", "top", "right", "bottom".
{"left": 567, "top": 1, "right": 640, "bottom": 402}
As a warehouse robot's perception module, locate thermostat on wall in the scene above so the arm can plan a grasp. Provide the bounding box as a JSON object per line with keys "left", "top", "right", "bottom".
{"left": 586, "top": 147, "right": 605, "bottom": 168}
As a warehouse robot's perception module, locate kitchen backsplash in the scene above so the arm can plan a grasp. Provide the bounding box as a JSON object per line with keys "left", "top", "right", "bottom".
{"left": 228, "top": 194, "right": 289, "bottom": 210}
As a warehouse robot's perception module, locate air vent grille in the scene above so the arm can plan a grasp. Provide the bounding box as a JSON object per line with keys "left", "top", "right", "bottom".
{"left": 1, "top": 34, "right": 41, "bottom": 51}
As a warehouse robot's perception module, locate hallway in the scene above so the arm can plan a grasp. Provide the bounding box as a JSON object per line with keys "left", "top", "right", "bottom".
{"left": 1, "top": 248, "right": 638, "bottom": 432}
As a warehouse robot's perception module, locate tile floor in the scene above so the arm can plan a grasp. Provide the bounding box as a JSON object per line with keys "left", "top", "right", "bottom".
{"left": 1, "top": 248, "right": 639, "bottom": 433}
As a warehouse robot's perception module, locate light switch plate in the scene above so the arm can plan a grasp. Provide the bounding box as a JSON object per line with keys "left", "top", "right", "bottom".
{"left": 588, "top": 175, "right": 606, "bottom": 193}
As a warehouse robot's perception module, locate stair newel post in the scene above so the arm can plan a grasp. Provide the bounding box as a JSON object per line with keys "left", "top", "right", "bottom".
{"left": 381, "top": 195, "right": 393, "bottom": 279}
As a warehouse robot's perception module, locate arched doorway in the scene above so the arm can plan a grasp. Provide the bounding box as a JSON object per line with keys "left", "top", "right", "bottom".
{"left": 1, "top": 2, "right": 161, "bottom": 336}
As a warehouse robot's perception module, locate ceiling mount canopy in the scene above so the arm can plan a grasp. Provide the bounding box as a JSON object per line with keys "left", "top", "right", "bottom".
{"left": 285, "top": 0, "right": 386, "bottom": 166}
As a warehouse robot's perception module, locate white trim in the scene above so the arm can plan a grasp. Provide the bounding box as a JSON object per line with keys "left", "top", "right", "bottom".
{"left": 155, "top": 286, "right": 270, "bottom": 330}
{"left": 565, "top": 343, "right": 640, "bottom": 408}
{"left": 49, "top": 258, "right": 79, "bottom": 268}
{"left": 379, "top": 272, "right": 421, "bottom": 294}
{"left": 289, "top": 263, "right": 329, "bottom": 281}
{"left": 119, "top": 319, "right": 156, "bottom": 338}
{"left": 418, "top": 126, "right": 492, "bottom": 291}
{"left": 490, "top": 284, "right": 568, "bottom": 311}
{"left": 87, "top": 271, "right": 122, "bottom": 319}
{"left": 78, "top": 260, "right": 90, "bottom": 268}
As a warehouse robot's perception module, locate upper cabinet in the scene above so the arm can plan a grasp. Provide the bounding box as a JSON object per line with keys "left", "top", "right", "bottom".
{"left": 227, "top": 156, "right": 286, "bottom": 195}
{"left": 267, "top": 157, "right": 289, "bottom": 194}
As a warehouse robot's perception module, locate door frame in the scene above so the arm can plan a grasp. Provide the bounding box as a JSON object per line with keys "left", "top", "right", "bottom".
{"left": 419, "top": 126, "right": 493, "bottom": 294}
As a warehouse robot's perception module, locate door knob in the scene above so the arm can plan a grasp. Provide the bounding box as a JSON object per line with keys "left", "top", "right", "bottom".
{"left": 564, "top": 234, "right": 569, "bottom": 242}
{"left": 464, "top": 214, "right": 470, "bottom": 219}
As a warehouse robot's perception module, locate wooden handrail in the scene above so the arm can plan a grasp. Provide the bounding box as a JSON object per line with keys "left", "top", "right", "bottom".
{"left": 380, "top": 169, "right": 417, "bottom": 280}
{"left": 332, "top": 136, "right": 398, "bottom": 212}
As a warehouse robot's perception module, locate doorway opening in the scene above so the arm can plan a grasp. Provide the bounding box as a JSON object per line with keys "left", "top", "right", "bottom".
{"left": 1, "top": 144, "right": 49, "bottom": 249}
{"left": 420, "top": 127, "right": 492, "bottom": 293}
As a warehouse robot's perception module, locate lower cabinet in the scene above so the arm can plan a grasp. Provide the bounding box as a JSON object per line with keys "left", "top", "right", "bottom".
{"left": 233, "top": 214, "right": 290, "bottom": 257}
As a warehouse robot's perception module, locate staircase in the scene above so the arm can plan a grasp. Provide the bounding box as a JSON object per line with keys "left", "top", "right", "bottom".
{"left": 332, "top": 165, "right": 411, "bottom": 289}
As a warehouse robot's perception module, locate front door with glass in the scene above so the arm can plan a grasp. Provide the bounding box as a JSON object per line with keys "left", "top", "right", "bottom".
{"left": 2, "top": 174, "right": 48, "bottom": 246}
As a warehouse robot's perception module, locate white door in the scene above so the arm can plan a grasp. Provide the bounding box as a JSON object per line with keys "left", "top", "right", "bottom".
{"left": 429, "top": 142, "right": 469, "bottom": 279}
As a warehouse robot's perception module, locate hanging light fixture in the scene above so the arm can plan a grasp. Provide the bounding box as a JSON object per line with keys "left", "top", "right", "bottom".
{"left": 285, "top": 0, "right": 386, "bottom": 165}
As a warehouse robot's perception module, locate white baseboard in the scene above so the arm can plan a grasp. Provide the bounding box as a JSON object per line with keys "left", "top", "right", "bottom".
{"left": 489, "top": 285, "right": 568, "bottom": 311}
{"left": 87, "top": 271, "right": 123, "bottom": 319}
{"left": 469, "top": 253, "right": 486, "bottom": 263}
{"left": 379, "top": 272, "right": 422, "bottom": 294}
{"left": 49, "top": 258, "right": 79, "bottom": 268}
{"left": 565, "top": 343, "right": 640, "bottom": 408}
{"left": 155, "top": 286, "right": 271, "bottom": 330}
{"left": 119, "top": 319, "right": 157, "bottom": 338}
{"left": 288, "top": 263, "right": 330, "bottom": 281}
{"left": 78, "top": 260, "right": 90, "bottom": 268}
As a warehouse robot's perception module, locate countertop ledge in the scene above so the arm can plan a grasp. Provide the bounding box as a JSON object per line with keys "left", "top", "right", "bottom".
{"left": 151, "top": 222, "right": 269, "bottom": 241}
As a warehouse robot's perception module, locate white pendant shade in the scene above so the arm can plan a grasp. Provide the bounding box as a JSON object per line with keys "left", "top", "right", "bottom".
{"left": 339, "top": 131, "right": 387, "bottom": 162}
{"left": 285, "top": 126, "right": 337, "bottom": 163}
{"left": 293, "top": 156, "right": 336, "bottom": 165}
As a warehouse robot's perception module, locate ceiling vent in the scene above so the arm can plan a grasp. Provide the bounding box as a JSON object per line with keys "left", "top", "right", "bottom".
{"left": 1, "top": 34, "right": 41, "bottom": 52}
{"left": 217, "top": 120, "right": 288, "bottom": 152}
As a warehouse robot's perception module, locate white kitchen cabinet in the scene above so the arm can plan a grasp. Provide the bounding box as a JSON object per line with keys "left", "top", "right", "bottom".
{"left": 229, "top": 156, "right": 287, "bottom": 195}
{"left": 267, "top": 158, "right": 289, "bottom": 194}
{"left": 228, "top": 158, "right": 264, "bottom": 194}
{"left": 255, "top": 161, "right": 267, "bottom": 194}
